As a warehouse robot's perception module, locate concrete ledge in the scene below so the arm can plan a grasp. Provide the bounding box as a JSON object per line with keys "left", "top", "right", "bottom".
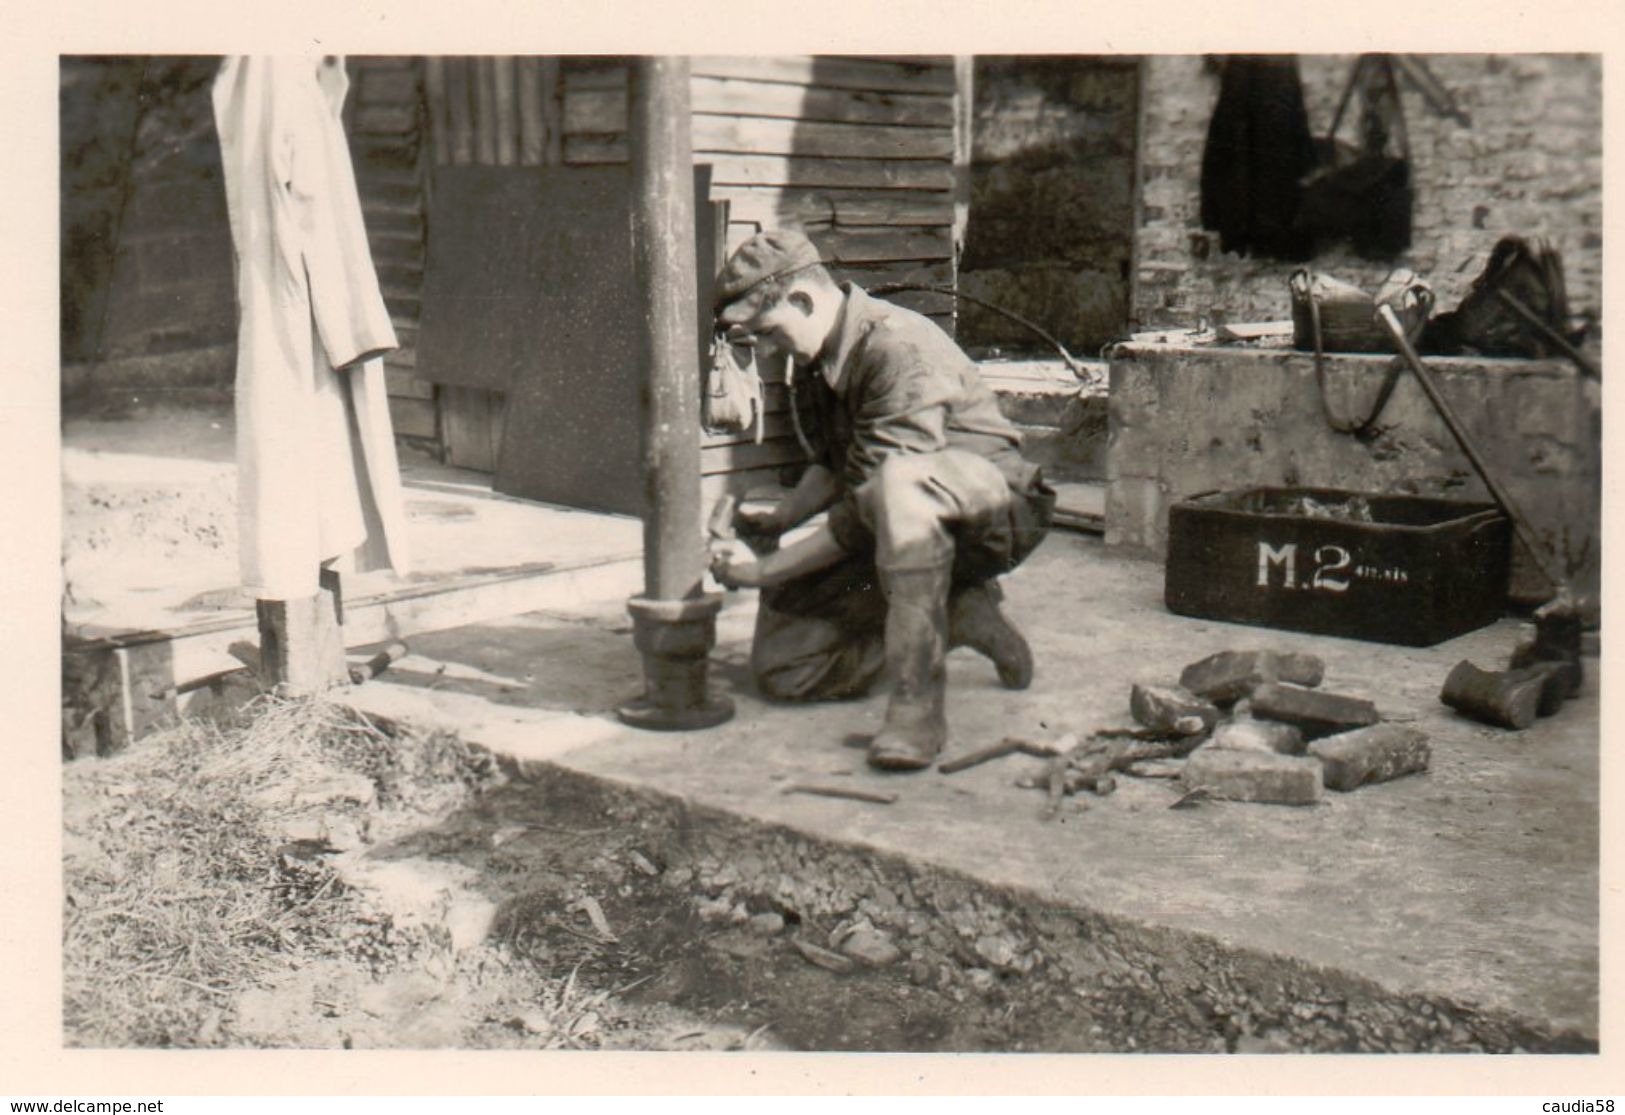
{"left": 983, "top": 359, "right": 1111, "bottom": 482}
{"left": 1104, "top": 342, "right": 1601, "bottom": 604}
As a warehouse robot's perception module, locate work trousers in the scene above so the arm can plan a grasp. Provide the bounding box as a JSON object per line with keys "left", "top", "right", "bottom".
{"left": 751, "top": 450, "right": 1054, "bottom": 702}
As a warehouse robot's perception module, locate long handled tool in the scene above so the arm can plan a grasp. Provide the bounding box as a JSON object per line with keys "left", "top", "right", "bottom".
{"left": 1377, "top": 304, "right": 1587, "bottom": 724}
{"left": 1375, "top": 304, "right": 1570, "bottom": 595}
{"left": 1490, "top": 288, "right": 1600, "bottom": 380}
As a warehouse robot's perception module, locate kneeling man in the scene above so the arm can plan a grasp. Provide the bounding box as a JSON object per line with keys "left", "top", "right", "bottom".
{"left": 709, "top": 230, "right": 1054, "bottom": 771}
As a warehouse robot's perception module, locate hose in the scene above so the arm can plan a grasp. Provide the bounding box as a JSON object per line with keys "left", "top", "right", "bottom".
{"left": 866, "top": 282, "right": 1097, "bottom": 382}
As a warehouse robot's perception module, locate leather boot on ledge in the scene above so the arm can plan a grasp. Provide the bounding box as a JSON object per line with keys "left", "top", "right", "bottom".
{"left": 868, "top": 563, "right": 952, "bottom": 771}
{"left": 949, "top": 579, "right": 1034, "bottom": 690}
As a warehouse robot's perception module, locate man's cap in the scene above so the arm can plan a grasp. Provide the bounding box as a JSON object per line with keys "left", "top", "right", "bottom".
{"left": 714, "top": 229, "right": 823, "bottom": 325}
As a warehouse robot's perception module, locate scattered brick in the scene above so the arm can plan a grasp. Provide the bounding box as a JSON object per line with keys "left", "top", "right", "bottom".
{"left": 1439, "top": 661, "right": 1543, "bottom": 730}
{"left": 1181, "top": 748, "right": 1324, "bottom": 806}
{"left": 1208, "top": 717, "right": 1305, "bottom": 756}
{"left": 1130, "top": 683, "right": 1220, "bottom": 737}
{"left": 1249, "top": 683, "right": 1379, "bottom": 740}
{"left": 1179, "top": 650, "right": 1326, "bottom": 706}
{"left": 1310, "top": 724, "right": 1431, "bottom": 792}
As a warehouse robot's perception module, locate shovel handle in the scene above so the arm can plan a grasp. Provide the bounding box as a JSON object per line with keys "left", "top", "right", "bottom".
{"left": 1375, "top": 305, "right": 1566, "bottom": 592}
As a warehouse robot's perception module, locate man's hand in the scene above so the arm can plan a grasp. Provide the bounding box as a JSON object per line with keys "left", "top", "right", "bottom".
{"left": 709, "top": 540, "right": 765, "bottom": 590}
{"left": 712, "top": 522, "right": 847, "bottom": 592}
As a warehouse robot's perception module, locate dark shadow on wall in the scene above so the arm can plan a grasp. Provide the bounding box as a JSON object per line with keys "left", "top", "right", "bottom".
{"left": 60, "top": 57, "right": 236, "bottom": 406}
{"left": 958, "top": 57, "right": 1140, "bottom": 359}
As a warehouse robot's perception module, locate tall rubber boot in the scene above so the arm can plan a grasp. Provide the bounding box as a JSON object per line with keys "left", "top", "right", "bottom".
{"left": 949, "top": 579, "right": 1034, "bottom": 690}
{"left": 868, "top": 564, "right": 952, "bottom": 771}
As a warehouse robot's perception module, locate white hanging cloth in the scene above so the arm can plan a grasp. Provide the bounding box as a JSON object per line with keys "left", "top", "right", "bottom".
{"left": 213, "top": 55, "right": 411, "bottom": 600}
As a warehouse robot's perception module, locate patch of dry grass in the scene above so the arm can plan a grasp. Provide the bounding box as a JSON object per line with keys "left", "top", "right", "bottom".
{"left": 61, "top": 693, "right": 495, "bottom": 1048}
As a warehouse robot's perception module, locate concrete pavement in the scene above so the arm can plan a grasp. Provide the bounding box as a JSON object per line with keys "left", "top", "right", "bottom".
{"left": 344, "top": 529, "right": 1600, "bottom": 1050}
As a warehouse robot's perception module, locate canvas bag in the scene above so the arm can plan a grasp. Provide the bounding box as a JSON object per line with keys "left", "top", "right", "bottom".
{"left": 1295, "top": 55, "right": 1413, "bottom": 261}
{"left": 1291, "top": 268, "right": 1433, "bottom": 354}
{"left": 703, "top": 331, "right": 764, "bottom": 442}
{"left": 1420, "top": 235, "right": 1576, "bottom": 359}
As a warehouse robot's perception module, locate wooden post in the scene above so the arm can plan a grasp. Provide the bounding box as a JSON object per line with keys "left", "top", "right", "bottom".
{"left": 517, "top": 56, "right": 545, "bottom": 165}
{"left": 423, "top": 57, "right": 450, "bottom": 165}
{"left": 255, "top": 568, "right": 350, "bottom": 695}
{"left": 632, "top": 57, "right": 703, "bottom": 604}
{"left": 446, "top": 57, "right": 474, "bottom": 165}
{"left": 493, "top": 56, "right": 517, "bottom": 166}
{"left": 951, "top": 56, "right": 974, "bottom": 273}
{"left": 618, "top": 55, "right": 732, "bottom": 731}
{"left": 474, "top": 57, "right": 498, "bottom": 165}
{"left": 540, "top": 57, "right": 563, "bottom": 165}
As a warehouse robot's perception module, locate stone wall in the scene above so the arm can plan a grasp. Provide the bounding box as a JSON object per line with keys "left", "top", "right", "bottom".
{"left": 1133, "top": 55, "right": 1602, "bottom": 330}
{"left": 61, "top": 57, "right": 236, "bottom": 402}
{"left": 959, "top": 57, "right": 1139, "bottom": 358}
{"left": 1105, "top": 343, "right": 1601, "bottom": 605}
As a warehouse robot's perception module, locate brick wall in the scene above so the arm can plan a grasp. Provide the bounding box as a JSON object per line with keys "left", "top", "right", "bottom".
{"left": 1133, "top": 54, "right": 1602, "bottom": 329}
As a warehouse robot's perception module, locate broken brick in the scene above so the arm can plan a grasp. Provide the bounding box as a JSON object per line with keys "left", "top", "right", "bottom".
{"left": 1130, "top": 683, "right": 1220, "bottom": 737}
{"left": 1249, "top": 683, "right": 1378, "bottom": 740}
{"left": 1520, "top": 660, "right": 1581, "bottom": 717}
{"left": 1439, "top": 660, "right": 1544, "bottom": 730}
{"left": 1179, "top": 650, "right": 1326, "bottom": 706}
{"left": 1209, "top": 717, "right": 1305, "bottom": 756}
{"left": 1309, "top": 724, "right": 1430, "bottom": 791}
{"left": 1182, "top": 748, "right": 1324, "bottom": 805}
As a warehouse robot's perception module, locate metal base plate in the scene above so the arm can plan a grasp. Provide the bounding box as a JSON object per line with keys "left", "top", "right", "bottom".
{"left": 616, "top": 693, "right": 736, "bottom": 732}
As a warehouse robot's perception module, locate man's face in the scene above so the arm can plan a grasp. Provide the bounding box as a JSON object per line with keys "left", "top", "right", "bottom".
{"left": 745, "top": 291, "right": 825, "bottom": 366}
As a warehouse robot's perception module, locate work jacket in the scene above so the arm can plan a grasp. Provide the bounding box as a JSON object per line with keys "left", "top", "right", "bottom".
{"left": 809, "top": 285, "right": 1033, "bottom": 554}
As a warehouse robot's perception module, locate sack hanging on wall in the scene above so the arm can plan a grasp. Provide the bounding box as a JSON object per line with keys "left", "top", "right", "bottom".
{"left": 1295, "top": 55, "right": 1413, "bottom": 261}
{"left": 702, "top": 331, "right": 764, "bottom": 442}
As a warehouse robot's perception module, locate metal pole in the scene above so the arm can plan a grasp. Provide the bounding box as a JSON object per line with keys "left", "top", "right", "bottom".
{"left": 1376, "top": 305, "right": 1567, "bottom": 593}
{"left": 1491, "top": 288, "right": 1600, "bottom": 380}
{"left": 631, "top": 55, "right": 703, "bottom": 600}
{"left": 618, "top": 56, "right": 733, "bottom": 730}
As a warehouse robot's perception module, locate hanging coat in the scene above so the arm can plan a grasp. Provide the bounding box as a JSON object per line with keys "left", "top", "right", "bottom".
{"left": 213, "top": 55, "right": 410, "bottom": 600}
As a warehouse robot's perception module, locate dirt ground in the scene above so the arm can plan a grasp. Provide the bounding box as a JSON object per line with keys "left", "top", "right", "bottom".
{"left": 66, "top": 686, "right": 1156, "bottom": 1053}
{"left": 61, "top": 693, "right": 782, "bottom": 1051}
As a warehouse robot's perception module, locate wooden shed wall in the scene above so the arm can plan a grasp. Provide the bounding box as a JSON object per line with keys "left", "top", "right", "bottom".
{"left": 415, "top": 55, "right": 960, "bottom": 494}
{"left": 562, "top": 57, "right": 957, "bottom": 317}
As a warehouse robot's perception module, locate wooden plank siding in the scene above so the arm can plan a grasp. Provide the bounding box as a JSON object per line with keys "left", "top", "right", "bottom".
{"left": 418, "top": 55, "right": 958, "bottom": 492}
{"left": 348, "top": 58, "right": 438, "bottom": 452}
{"left": 420, "top": 57, "right": 568, "bottom": 468}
